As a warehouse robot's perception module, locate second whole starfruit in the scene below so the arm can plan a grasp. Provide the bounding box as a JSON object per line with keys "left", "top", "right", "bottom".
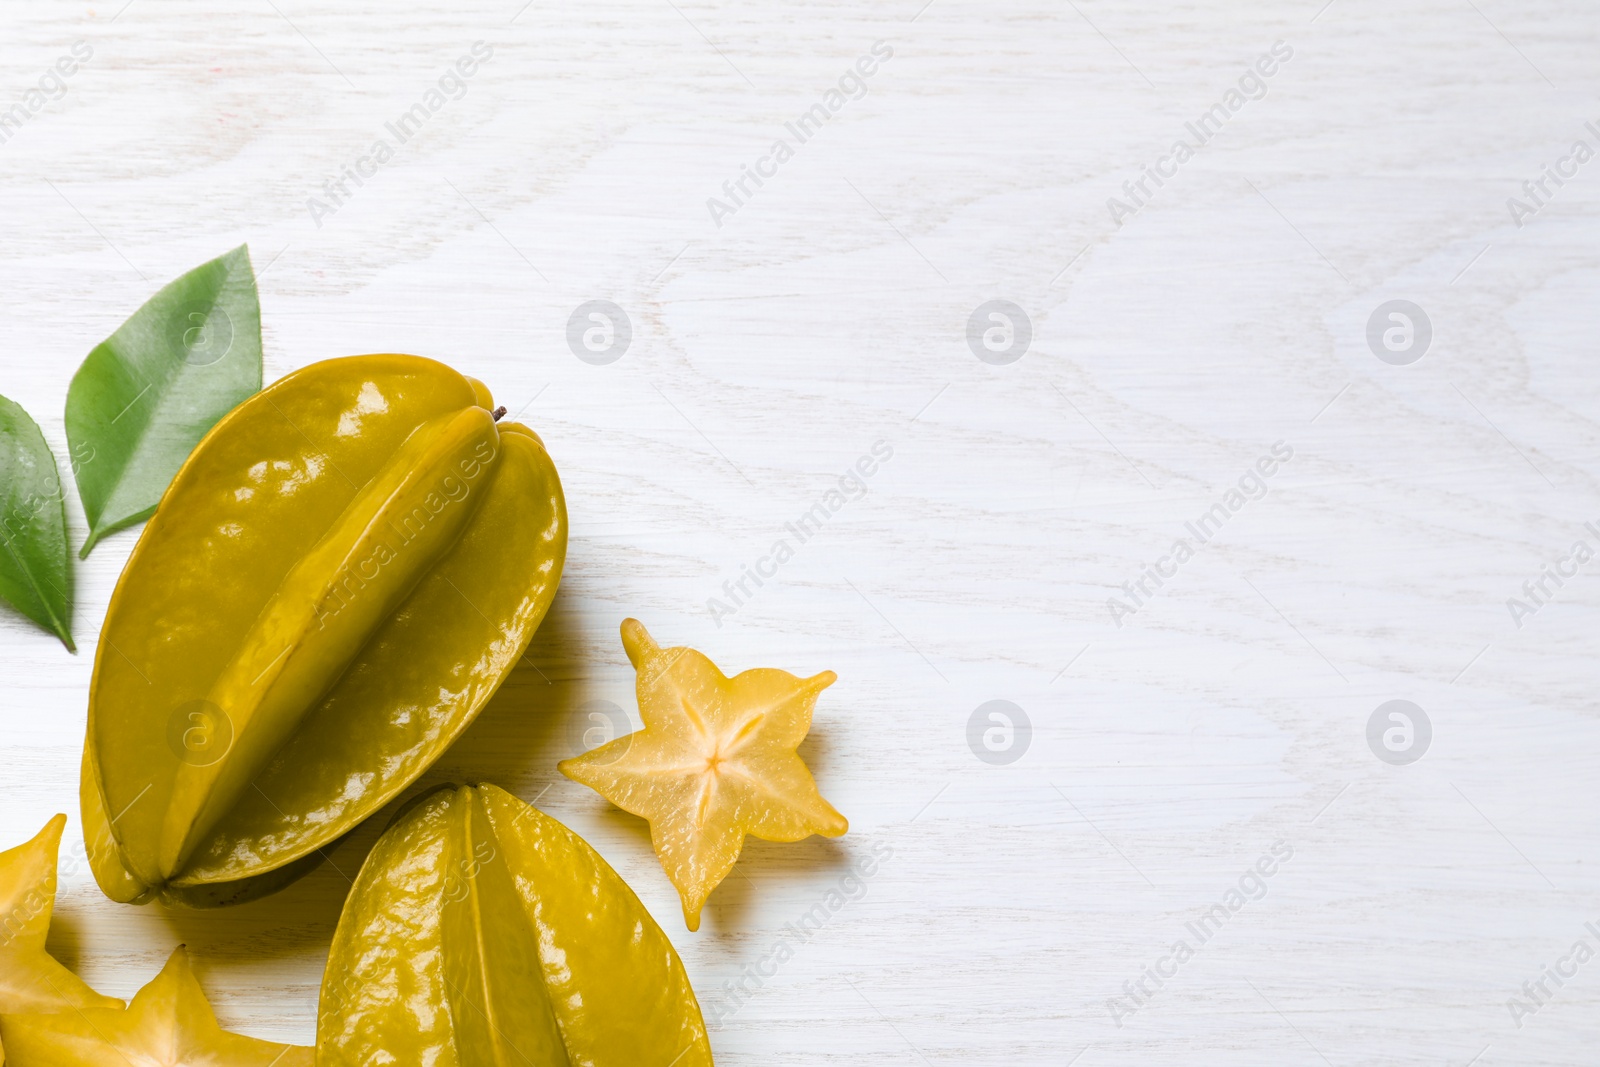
{"left": 317, "top": 783, "right": 713, "bottom": 1065}
{"left": 81, "top": 354, "right": 566, "bottom": 906}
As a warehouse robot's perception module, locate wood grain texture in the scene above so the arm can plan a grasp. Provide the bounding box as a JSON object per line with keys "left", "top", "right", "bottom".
{"left": 1, "top": 1, "right": 1597, "bottom": 1063}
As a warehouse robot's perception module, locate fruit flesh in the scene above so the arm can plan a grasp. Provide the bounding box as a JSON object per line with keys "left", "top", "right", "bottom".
{"left": 318, "top": 784, "right": 713, "bottom": 1066}
{"left": 85, "top": 355, "right": 566, "bottom": 903}
{"left": 560, "top": 619, "right": 847, "bottom": 930}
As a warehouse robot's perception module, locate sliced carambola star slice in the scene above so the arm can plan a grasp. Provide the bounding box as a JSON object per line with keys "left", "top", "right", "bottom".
{"left": 0, "top": 815, "right": 121, "bottom": 1020}
{"left": 0, "top": 945, "right": 313, "bottom": 1067}
{"left": 559, "top": 618, "right": 848, "bottom": 931}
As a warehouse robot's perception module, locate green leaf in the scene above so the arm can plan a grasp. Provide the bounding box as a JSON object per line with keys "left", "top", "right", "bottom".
{"left": 0, "top": 396, "right": 74, "bottom": 650}
{"left": 66, "top": 245, "right": 262, "bottom": 558}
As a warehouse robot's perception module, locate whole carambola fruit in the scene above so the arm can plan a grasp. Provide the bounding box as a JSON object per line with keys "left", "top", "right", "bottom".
{"left": 81, "top": 355, "right": 566, "bottom": 906}
{"left": 318, "top": 783, "right": 714, "bottom": 1066}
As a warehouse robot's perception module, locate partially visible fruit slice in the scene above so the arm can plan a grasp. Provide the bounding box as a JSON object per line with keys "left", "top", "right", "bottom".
{"left": 0, "top": 815, "right": 123, "bottom": 1066}
{"left": 0, "top": 945, "right": 310, "bottom": 1066}
{"left": 559, "top": 619, "right": 847, "bottom": 931}
{"left": 318, "top": 783, "right": 713, "bottom": 1066}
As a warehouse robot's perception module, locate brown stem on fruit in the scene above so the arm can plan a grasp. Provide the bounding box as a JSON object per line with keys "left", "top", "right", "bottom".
{"left": 491, "top": 406, "right": 507, "bottom": 422}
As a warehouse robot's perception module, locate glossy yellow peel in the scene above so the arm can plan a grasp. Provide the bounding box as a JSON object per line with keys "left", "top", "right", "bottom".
{"left": 0, "top": 945, "right": 312, "bottom": 1066}
{"left": 82, "top": 355, "right": 567, "bottom": 905}
{"left": 559, "top": 619, "right": 847, "bottom": 931}
{"left": 317, "top": 783, "right": 713, "bottom": 1066}
{"left": 0, "top": 815, "right": 122, "bottom": 1065}
{"left": 158, "top": 406, "right": 499, "bottom": 879}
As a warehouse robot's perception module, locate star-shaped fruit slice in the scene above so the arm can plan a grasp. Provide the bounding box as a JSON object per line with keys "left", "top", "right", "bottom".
{"left": 560, "top": 618, "right": 847, "bottom": 930}
{"left": 0, "top": 814, "right": 122, "bottom": 1033}
{"left": 0, "top": 945, "right": 312, "bottom": 1066}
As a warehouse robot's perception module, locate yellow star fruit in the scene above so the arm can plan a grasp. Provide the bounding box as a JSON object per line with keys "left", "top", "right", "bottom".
{"left": 0, "top": 814, "right": 121, "bottom": 1062}
{"left": 560, "top": 619, "right": 847, "bottom": 930}
{"left": 0, "top": 945, "right": 312, "bottom": 1066}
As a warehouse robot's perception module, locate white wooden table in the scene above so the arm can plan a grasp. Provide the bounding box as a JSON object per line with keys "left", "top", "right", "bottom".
{"left": 2, "top": 1, "right": 1597, "bottom": 1063}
